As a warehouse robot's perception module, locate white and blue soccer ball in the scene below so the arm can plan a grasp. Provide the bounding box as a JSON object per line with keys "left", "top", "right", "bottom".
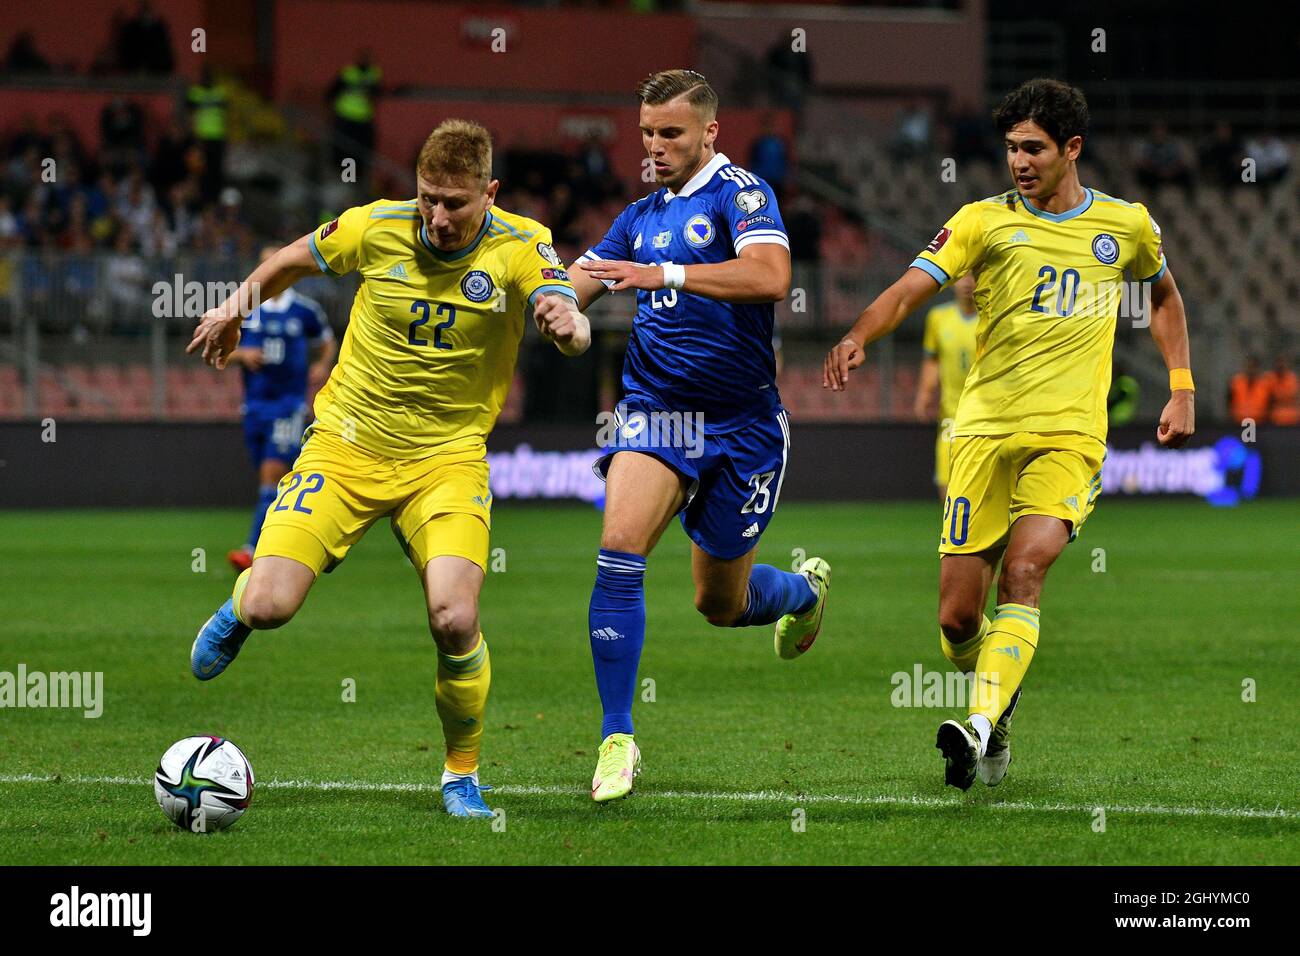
{"left": 154, "top": 736, "right": 254, "bottom": 832}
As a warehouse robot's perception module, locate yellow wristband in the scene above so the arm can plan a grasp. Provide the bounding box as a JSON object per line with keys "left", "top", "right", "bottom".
{"left": 1169, "top": 368, "right": 1195, "bottom": 391}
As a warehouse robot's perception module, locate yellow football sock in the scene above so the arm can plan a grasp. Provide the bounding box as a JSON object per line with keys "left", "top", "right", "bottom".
{"left": 436, "top": 635, "right": 491, "bottom": 776}
{"left": 970, "top": 603, "right": 1039, "bottom": 724}
{"left": 232, "top": 568, "right": 253, "bottom": 627}
{"left": 941, "top": 614, "right": 990, "bottom": 673}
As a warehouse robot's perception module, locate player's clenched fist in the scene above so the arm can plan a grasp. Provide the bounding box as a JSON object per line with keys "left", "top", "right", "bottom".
{"left": 823, "top": 338, "right": 865, "bottom": 391}
{"left": 533, "top": 292, "right": 590, "bottom": 356}
{"left": 187, "top": 308, "right": 242, "bottom": 369}
{"left": 1156, "top": 391, "right": 1195, "bottom": 448}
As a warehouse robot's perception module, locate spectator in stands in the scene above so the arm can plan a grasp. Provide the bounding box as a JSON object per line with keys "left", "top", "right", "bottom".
{"left": 5, "top": 31, "right": 51, "bottom": 75}
{"left": 1136, "top": 122, "right": 1193, "bottom": 193}
{"left": 783, "top": 190, "right": 822, "bottom": 265}
{"left": 1266, "top": 354, "right": 1298, "bottom": 426}
{"left": 891, "top": 99, "right": 931, "bottom": 158}
{"left": 117, "top": 0, "right": 174, "bottom": 75}
{"left": 151, "top": 116, "right": 195, "bottom": 196}
{"left": 115, "top": 167, "right": 157, "bottom": 241}
{"left": 1228, "top": 355, "right": 1273, "bottom": 425}
{"left": 749, "top": 113, "right": 789, "bottom": 199}
{"left": 576, "top": 133, "right": 618, "bottom": 204}
{"left": 330, "top": 50, "right": 382, "bottom": 187}
{"left": 765, "top": 33, "right": 813, "bottom": 117}
{"left": 188, "top": 66, "right": 229, "bottom": 203}
{"left": 949, "top": 99, "right": 993, "bottom": 166}
{"left": 100, "top": 97, "right": 147, "bottom": 176}
{"left": 1243, "top": 131, "right": 1291, "bottom": 189}
{"left": 1199, "top": 122, "right": 1242, "bottom": 189}
{"left": 105, "top": 225, "right": 150, "bottom": 328}
{"left": 0, "top": 194, "right": 20, "bottom": 249}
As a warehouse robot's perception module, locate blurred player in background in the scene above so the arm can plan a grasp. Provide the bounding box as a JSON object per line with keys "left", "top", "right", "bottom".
{"left": 225, "top": 244, "right": 336, "bottom": 573}
{"left": 914, "top": 272, "right": 977, "bottom": 500}
{"left": 186, "top": 120, "right": 590, "bottom": 817}
{"left": 569, "top": 70, "right": 830, "bottom": 803}
{"left": 825, "top": 79, "right": 1195, "bottom": 791}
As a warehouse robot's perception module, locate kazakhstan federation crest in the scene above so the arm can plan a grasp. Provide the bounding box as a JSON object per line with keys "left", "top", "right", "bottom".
{"left": 1092, "top": 233, "right": 1119, "bottom": 265}
{"left": 461, "top": 270, "right": 495, "bottom": 303}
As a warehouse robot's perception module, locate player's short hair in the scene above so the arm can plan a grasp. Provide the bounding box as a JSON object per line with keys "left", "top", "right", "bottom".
{"left": 636, "top": 69, "right": 718, "bottom": 121}
{"left": 993, "top": 79, "right": 1089, "bottom": 149}
{"left": 416, "top": 119, "right": 493, "bottom": 189}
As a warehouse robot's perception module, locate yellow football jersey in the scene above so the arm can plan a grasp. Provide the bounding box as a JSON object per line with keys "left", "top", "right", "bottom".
{"left": 913, "top": 187, "right": 1165, "bottom": 442}
{"left": 306, "top": 200, "right": 575, "bottom": 458}
{"left": 921, "top": 300, "right": 979, "bottom": 421}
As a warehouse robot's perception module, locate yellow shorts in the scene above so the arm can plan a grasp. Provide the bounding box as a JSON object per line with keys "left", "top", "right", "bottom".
{"left": 939, "top": 431, "right": 1105, "bottom": 555}
{"left": 255, "top": 426, "right": 492, "bottom": 575}
{"left": 934, "top": 418, "right": 955, "bottom": 486}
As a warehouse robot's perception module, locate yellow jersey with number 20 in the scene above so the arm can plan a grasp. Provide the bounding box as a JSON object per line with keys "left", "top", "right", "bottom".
{"left": 307, "top": 200, "right": 575, "bottom": 459}
{"left": 912, "top": 187, "right": 1166, "bottom": 443}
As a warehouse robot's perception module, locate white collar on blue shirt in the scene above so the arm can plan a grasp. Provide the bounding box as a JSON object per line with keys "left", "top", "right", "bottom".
{"left": 664, "top": 152, "right": 730, "bottom": 202}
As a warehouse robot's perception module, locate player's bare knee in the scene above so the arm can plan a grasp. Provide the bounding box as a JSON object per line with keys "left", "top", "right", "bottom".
{"left": 240, "top": 583, "right": 294, "bottom": 629}
{"left": 427, "top": 600, "right": 478, "bottom": 650}
{"left": 598, "top": 530, "right": 648, "bottom": 557}
{"left": 694, "top": 590, "right": 744, "bottom": 628}
{"left": 938, "top": 603, "right": 982, "bottom": 642}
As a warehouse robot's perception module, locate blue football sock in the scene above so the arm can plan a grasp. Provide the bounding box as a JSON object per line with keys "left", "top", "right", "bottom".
{"left": 589, "top": 548, "right": 647, "bottom": 740}
{"left": 734, "top": 564, "right": 817, "bottom": 627}
{"left": 247, "top": 484, "right": 278, "bottom": 550}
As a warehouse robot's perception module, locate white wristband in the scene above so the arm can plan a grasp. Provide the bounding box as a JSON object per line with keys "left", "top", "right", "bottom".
{"left": 662, "top": 262, "right": 686, "bottom": 291}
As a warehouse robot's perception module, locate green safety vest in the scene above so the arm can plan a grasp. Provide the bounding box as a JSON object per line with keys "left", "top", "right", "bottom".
{"left": 188, "top": 84, "right": 227, "bottom": 141}
{"left": 334, "top": 64, "right": 381, "bottom": 123}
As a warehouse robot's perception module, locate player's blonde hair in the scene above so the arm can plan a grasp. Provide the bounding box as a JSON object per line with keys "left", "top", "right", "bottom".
{"left": 416, "top": 119, "right": 493, "bottom": 188}
{"left": 637, "top": 69, "right": 718, "bottom": 121}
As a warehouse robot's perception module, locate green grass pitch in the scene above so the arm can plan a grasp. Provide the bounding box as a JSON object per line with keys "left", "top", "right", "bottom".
{"left": 1, "top": 499, "right": 1296, "bottom": 865}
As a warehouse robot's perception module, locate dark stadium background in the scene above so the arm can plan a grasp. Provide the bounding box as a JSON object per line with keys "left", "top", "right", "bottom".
{"left": 0, "top": 0, "right": 1296, "bottom": 506}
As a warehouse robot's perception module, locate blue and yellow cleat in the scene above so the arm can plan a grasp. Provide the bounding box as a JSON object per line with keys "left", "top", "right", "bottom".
{"left": 442, "top": 776, "right": 495, "bottom": 818}
{"left": 190, "top": 599, "right": 251, "bottom": 681}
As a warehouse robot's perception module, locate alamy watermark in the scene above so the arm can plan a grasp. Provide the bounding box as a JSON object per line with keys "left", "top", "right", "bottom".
{"left": 890, "top": 664, "right": 998, "bottom": 711}
{"left": 596, "top": 404, "right": 705, "bottom": 459}
{"left": 1, "top": 664, "right": 103, "bottom": 718}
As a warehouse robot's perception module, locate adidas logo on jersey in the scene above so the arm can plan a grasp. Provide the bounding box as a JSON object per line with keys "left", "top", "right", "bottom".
{"left": 591, "top": 626, "right": 625, "bottom": 642}
{"left": 387, "top": 262, "right": 410, "bottom": 279}
{"left": 1063, "top": 495, "right": 1079, "bottom": 512}
{"left": 1008, "top": 230, "right": 1031, "bottom": 244}
{"left": 742, "top": 522, "right": 760, "bottom": 538}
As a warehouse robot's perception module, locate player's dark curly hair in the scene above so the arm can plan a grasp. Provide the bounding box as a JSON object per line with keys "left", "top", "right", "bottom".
{"left": 993, "top": 78, "right": 1089, "bottom": 148}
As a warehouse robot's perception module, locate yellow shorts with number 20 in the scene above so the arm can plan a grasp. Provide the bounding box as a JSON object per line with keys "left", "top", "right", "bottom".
{"left": 939, "top": 431, "right": 1105, "bottom": 555}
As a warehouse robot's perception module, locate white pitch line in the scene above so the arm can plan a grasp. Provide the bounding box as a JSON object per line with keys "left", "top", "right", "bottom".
{"left": 0, "top": 773, "right": 1293, "bottom": 821}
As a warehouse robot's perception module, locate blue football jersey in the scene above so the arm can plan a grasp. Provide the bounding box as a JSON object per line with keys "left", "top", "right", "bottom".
{"left": 579, "top": 153, "right": 789, "bottom": 433}
{"left": 240, "top": 289, "right": 333, "bottom": 407}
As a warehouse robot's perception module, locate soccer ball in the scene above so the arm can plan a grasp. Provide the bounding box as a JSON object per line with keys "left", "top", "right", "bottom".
{"left": 154, "top": 736, "right": 254, "bottom": 832}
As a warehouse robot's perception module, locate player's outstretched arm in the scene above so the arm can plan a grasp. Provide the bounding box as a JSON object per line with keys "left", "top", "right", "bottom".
{"left": 533, "top": 292, "right": 592, "bottom": 357}
{"left": 186, "top": 233, "right": 320, "bottom": 369}
{"left": 568, "top": 266, "right": 611, "bottom": 313}
{"left": 579, "top": 243, "right": 790, "bottom": 305}
{"left": 824, "top": 267, "right": 942, "bottom": 391}
{"left": 1147, "top": 268, "right": 1195, "bottom": 448}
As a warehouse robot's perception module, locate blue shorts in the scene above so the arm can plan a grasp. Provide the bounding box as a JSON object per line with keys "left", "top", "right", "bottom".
{"left": 242, "top": 401, "right": 308, "bottom": 467}
{"left": 594, "top": 401, "right": 791, "bottom": 560}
